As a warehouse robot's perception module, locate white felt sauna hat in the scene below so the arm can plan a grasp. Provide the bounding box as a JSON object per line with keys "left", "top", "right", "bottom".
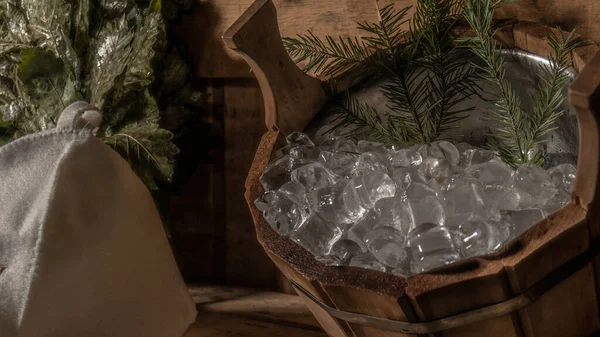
{"left": 0, "top": 102, "right": 196, "bottom": 336}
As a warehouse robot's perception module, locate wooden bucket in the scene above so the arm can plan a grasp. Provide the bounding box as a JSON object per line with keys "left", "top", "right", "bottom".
{"left": 223, "top": 1, "right": 600, "bottom": 336}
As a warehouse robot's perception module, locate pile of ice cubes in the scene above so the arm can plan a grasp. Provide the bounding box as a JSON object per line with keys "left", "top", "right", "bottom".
{"left": 254, "top": 132, "right": 576, "bottom": 276}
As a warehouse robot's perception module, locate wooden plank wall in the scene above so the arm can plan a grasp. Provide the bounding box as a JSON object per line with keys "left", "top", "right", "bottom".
{"left": 171, "top": 0, "right": 600, "bottom": 290}
{"left": 167, "top": 78, "right": 228, "bottom": 284}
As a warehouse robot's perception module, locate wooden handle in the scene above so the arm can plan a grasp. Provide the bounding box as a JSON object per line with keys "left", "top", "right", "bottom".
{"left": 568, "top": 50, "right": 600, "bottom": 237}
{"left": 222, "top": 0, "right": 327, "bottom": 135}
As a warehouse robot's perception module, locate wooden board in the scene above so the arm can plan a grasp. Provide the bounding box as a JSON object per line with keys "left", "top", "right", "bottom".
{"left": 184, "top": 286, "right": 327, "bottom": 337}
{"left": 167, "top": 80, "right": 227, "bottom": 284}
{"left": 180, "top": 0, "right": 600, "bottom": 79}
{"left": 224, "top": 78, "right": 279, "bottom": 288}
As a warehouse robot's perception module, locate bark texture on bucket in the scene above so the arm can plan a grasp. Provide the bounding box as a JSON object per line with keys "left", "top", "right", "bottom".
{"left": 224, "top": 1, "right": 600, "bottom": 336}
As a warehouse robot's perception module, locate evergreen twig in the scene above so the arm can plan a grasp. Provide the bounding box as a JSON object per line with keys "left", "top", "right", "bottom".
{"left": 328, "top": 92, "right": 411, "bottom": 147}
{"left": 464, "top": 0, "right": 527, "bottom": 167}
{"left": 464, "top": 0, "right": 584, "bottom": 168}
{"left": 525, "top": 28, "right": 586, "bottom": 164}
{"left": 284, "top": 1, "right": 477, "bottom": 145}
{"left": 285, "top": 0, "right": 574, "bottom": 168}
{"left": 282, "top": 32, "right": 372, "bottom": 76}
{"left": 360, "top": 3, "right": 429, "bottom": 143}
{"left": 414, "top": 0, "right": 479, "bottom": 141}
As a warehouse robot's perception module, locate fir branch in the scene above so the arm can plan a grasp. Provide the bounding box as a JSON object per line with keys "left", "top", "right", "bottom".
{"left": 426, "top": 51, "right": 479, "bottom": 140}
{"left": 380, "top": 68, "right": 431, "bottom": 143}
{"left": 465, "top": 0, "right": 583, "bottom": 168}
{"left": 327, "top": 92, "right": 411, "bottom": 147}
{"left": 414, "top": 0, "right": 478, "bottom": 141}
{"left": 464, "top": 0, "right": 529, "bottom": 168}
{"left": 282, "top": 32, "right": 371, "bottom": 76}
{"left": 358, "top": 3, "right": 431, "bottom": 143}
{"left": 357, "top": 3, "right": 412, "bottom": 64}
{"left": 524, "top": 28, "right": 586, "bottom": 163}
{"left": 285, "top": 1, "right": 477, "bottom": 146}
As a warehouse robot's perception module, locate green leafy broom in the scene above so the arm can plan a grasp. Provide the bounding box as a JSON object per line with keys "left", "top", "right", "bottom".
{"left": 0, "top": 0, "right": 179, "bottom": 189}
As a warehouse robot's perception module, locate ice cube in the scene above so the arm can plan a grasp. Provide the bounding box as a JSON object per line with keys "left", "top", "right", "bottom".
{"left": 291, "top": 162, "right": 338, "bottom": 190}
{"left": 307, "top": 179, "right": 352, "bottom": 224}
{"left": 254, "top": 190, "right": 310, "bottom": 235}
{"left": 275, "top": 145, "right": 293, "bottom": 158}
{"left": 414, "top": 144, "right": 429, "bottom": 159}
{"left": 405, "top": 181, "right": 437, "bottom": 200}
{"left": 349, "top": 252, "right": 387, "bottom": 272}
{"left": 543, "top": 189, "right": 571, "bottom": 216}
{"left": 260, "top": 155, "right": 299, "bottom": 191}
{"left": 355, "top": 152, "right": 389, "bottom": 175}
{"left": 408, "top": 223, "right": 459, "bottom": 273}
{"left": 286, "top": 132, "right": 314, "bottom": 146}
{"left": 430, "top": 141, "right": 460, "bottom": 166}
{"left": 428, "top": 143, "right": 445, "bottom": 159}
{"left": 451, "top": 220, "right": 511, "bottom": 258}
{"left": 320, "top": 138, "right": 358, "bottom": 152}
{"left": 374, "top": 197, "right": 395, "bottom": 223}
{"left": 427, "top": 178, "right": 443, "bottom": 198}
{"left": 357, "top": 141, "right": 390, "bottom": 164}
{"left": 419, "top": 157, "right": 454, "bottom": 183}
{"left": 402, "top": 182, "right": 445, "bottom": 226}
{"left": 440, "top": 172, "right": 464, "bottom": 192}
{"left": 318, "top": 151, "right": 360, "bottom": 177}
{"left": 481, "top": 185, "right": 521, "bottom": 216}
{"left": 343, "top": 172, "right": 396, "bottom": 211}
{"left": 318, "top": 239, "right": 362, "bottom": 266}
{"left": 443, "top": 178, "right": 486, "bottom": 227}
{"left": 374, "top": 196, "right": 416, "bottom": 237}
{"left": 280, "top": 179, "right": 306, "bottom": 195}
{"left": 455, "top": 142, "right": 472, "bottom": 161}
{"left": 390, "top": 166, "right": 423, "bottom": 190}
{"left": 308, "top": 172, "right": 395, "bottom": 224}
{"left": 289, "top": 145, "right": 321, "bottom": 160}
{"left": 391, "top": 247, "right": 413, "bottom": 276}
{"left": 357, "top": 140, "right": 387, "bottom": 154}
{"left": 308, "top": 180, "right": 344, "bottom": 223}
{"left": 364, "top": 227, "right": 408, "bottom": 268}
{"left": 547, "top": 163, "right": 576, "bottom": 193}
{"left": 501, "top": 208, "right": 545, "bottom": 238}
{"left": 290, "top": 215, "right": 343, "bottom": 256}
{"left": 465, "top": 159, "right": 513, "bottom": 186}
{"left": 391, "top": 148, "right": 423, "bottom": 168}
{"left": 280, "top": 181, "right": 310, "bottom": 210}
{"left": 410, "top": 196, "right": 446, "bottom": 227}
{"left": 391, "top": 215, "right": 418, "bottom": 242}
{"left": 464, "top": 149, "right": 496, "bottom": 167}
{"left": 338, "top": 188, "right": 368, "bottom": 224}
{"left": 347, "top": 211, "right": 379, "bottom": 251}
{"left": 511, "top": 164, "right": 557, "bottom": 208}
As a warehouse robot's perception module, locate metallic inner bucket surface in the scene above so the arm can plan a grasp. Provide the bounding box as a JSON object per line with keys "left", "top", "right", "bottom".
{"left": 305, "top": 49, "right": 578, "bottom": 168}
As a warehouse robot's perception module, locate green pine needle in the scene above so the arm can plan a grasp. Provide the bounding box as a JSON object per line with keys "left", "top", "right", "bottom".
{"left": 413, "top": 0, "right": 479, "bottom": 142}
{"left": 327, "top": 92, "right": 411, "bottom": 147}
{"left": 357, "top": 4, "right": 412, "bottom": 63}
{"left": 285, "top": 1, "right": 477, "bottom": 145}
{"left": 465, "top": 0, "right": 528, "bottom": 168}
{"left": 464, "top": 0, "right": 584, "bottom": 168}
{"left": 525, "top": 28, "right": 586, "bottom": 161}
{"left": 282, "top": 32, "right": 372, "bottom": 76}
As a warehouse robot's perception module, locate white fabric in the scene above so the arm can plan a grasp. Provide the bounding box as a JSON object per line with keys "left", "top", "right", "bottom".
{"left": 0, "top": 102, "right": 196, "bottom": 336}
